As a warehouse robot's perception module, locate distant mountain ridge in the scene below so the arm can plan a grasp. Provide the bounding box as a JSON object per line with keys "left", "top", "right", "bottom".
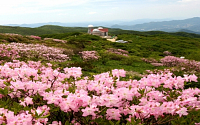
{"left": 3, "top": 17, "right": 200, "bottom": 34}
{"left": 4, "top": 18, "right": 172, "bottom": 28}
{"left": 110, "top": 17, "right": 200, "bottom": 34}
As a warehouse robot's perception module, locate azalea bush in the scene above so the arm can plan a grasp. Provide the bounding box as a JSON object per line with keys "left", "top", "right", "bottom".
{"left": 5, "top": 43, "right": 70, "bottom": 62}
{"left": 79, "top": 51, "right": 100, "bottom": 61}
{"left": 0, "top": 33, "right": 32, "bottom": 44}
{"left": 160, "top": 56, "right": 200, "bottom": 72}
{"left": 106, "top": 48, "right": 129, "bottom": 57}
{"left": 0, "top": 44, "right": 20, "bottom": 63}
{"left": 29, "top": 35, "right": 41, "bottom": 40}
{"left": 0, "top": 60, "right": 200, "bottom": 124}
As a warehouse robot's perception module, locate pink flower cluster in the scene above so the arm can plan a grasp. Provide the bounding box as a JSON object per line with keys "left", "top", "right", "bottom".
{"left": 79, "top": 51, "right": 100, "bottom": 61}
{"left": 0, "top": 44, "right": 20, "bottom": 60}
{"left": 0, "top": 60, "right": 82, "bottom": 124}
{"left": 163, "top": 51, "right": 172, "bottom": 56}
{"left": 160, "top": 56, "right": 200, "bottom": 71}
{"left": 0, "top": 60, "right": 199, "bottom": 124}
{"left": 30, "top": 35, "right": 41, "bottom": 40}
{"left": 6, "top": 43, "right": 70, "bottom": 62}
{"left": 160, "top": 56, "right": 187, "bottom": 67}
{"left": 44, "top": 38, "right": 67, "bottom": 43}
{"left": 107, "top": 48, "right": 129, "bottom": 56}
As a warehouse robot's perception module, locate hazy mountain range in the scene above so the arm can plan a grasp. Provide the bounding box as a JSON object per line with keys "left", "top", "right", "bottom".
{"left": 110, "top": 17, "right": 200, "bottom": 34}
{"left": 4, "top": 17, "right": 200, "bottom": 34}
{"left": 4, "top": 18, "right": 172, "bottom": 28}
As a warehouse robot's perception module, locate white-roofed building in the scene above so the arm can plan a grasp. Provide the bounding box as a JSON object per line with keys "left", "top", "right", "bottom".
{"left": 88, "top": 25, "right": 108, "bottom": 36}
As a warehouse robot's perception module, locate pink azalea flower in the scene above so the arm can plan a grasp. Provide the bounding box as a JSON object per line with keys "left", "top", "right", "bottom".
{"left": 82, "top": 105, "right": 99, "bottom": 117}
{"left": 106, "top": 108, "right": 121, "bottom": 120}
{"left": 24, "top": 97, "right": 33, "bottom": 105}
{"left": 176, "top": 107, "right": 188, "bottom": 117}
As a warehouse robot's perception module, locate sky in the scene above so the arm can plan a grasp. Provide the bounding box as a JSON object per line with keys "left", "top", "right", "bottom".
{"left": 0, "top": 0, "right": 200, "bottom": 25}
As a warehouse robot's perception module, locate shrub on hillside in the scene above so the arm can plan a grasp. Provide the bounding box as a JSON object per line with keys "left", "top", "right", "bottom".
{"left": 5, "top": 43, "right": 70, "bottom": 62}
{"left": 0, "top": 44, "right": 20, "bottom": 61}
{"left": 0, "top": 61, "right": 200, "bottom": 124}
{"left": 106, "top": 48, "right": 129, "bottom": 57}
{"left": 160, "top": 56, "right": 200, "bottom": 72}
{"left": 163, "top": 51, "right": 172, "bottom": 56}
{"left": 29, "top": 35, "right": 41, "bottom": 40}
{"left": 79, "top": 51, "right": 100, "bottom": 61}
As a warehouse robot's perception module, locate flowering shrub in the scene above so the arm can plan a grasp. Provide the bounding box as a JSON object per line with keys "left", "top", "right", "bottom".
{"left": 0, "top": 33, "right": 32, "bottom": 43}
{"left": 0, "top": 44, "right": 20, "bottom": 61}
{"left": 5, "top": 43, "right": 70, "bottom": 62}
{"left": 79, "top": 51, "right": 99, "bottom": 61}
{"left": 0, "top": 60, "right": 200, "bottom": 124}
{"left": 107, "top": 48, "right": 129, "bottom": 57}
{"left": 52, "top": 39, "right": 67, "bottom": 43}
{"left": 163, "top": 51, "right": 172, "bottom": 56}
{"left": 160, "top": 56, "right": 187, "bottom": 67}
{"left": 29, "top": 35, "right": 41, "bottom": 40}
{"left": 44, "top": 38, "right": 67, "bottom": 43}
{"left": 161, "top": 56, "right": 200, "bottom": 72}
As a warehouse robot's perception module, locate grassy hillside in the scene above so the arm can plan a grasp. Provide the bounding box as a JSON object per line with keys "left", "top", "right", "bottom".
{"left": 1, "top": 28, "right": 200, "bottom": 77}
{"left": 0, "top": 25, "right": 88, "bottom": 35}
{"left": 1, "top": 25, "right": 200, "bottom": 38}
{"left": 1, "top": 29, "right": 200, "bottom": 124}
{"left": 38, "top": 31, "right": 200, "bottom": 60}
{"left": 116, "top": 33, "right": 200, "bottom": 61}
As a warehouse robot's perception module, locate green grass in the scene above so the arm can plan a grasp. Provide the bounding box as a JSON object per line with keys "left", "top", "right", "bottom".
{"left": 1, "top": 26, "right": 200, "bottom": 76}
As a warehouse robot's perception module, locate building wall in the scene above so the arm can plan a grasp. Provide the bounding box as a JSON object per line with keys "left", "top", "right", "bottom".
{"left": 92, "top": 32, "right": 101, "bottom": 36}
{"left": 88, "top": 27, "right": 93, "bottom": 34}
{"left": 89, "top": 28, "right": 108, "bottom": 36}
{"left": 91, "top": 32, "right": 108, "bottom": 36}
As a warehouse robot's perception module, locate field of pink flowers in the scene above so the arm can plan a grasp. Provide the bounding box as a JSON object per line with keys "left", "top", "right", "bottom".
{"left": 0, "top": 34, "right": 200, "bottom": 124}
{"left": 0, "top": 59, "right": 199, "bottom": 124}
{"left": 0, "top": 43, "right": 70, "bottom": 62}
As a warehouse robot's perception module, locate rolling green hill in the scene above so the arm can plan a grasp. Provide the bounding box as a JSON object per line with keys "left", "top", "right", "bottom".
{"left": 0, "top": 25, "right": 88, "bottom": 35}
{"left": 1, "top": 23, "right": 200, "bottom": 125}
{"left": 1, "top": 25, "right": 200, "bottom": 39}
{"left": 0, "top": 26, "right": 200, "bottom": 77}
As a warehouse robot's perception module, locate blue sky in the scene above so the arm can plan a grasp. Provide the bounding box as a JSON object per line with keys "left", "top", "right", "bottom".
{"left": 0, "top": 0, "right": 200, "bottom": 25}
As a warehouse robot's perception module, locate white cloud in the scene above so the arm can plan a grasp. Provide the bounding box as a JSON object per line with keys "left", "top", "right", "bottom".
{"left": 0, "top": 0, "right": 91, "bottom": 15}
{"left": 178, "top": 0, "right": 198, "bottom": 2}
{"left": 1, "top": 0, "right": 200, "bottom": 24}
{"left": 88, "top": 12, "right": 97, "bottom": 14}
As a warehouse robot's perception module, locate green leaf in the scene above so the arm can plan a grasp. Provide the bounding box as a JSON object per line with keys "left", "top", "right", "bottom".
{"left": 38, "top": 110, "right": 45, "bottom": 117}
{"left": 109, "top": 121, "right": 115, "bottom": 125}
{"left": 0, "top": 87, "right": 9, "bottom": 95}
{"left": 65, "top": 121, "right": 70, "bottom": 125}
{"left": 116, "top": 120, "right": 120, "bottom": 125}
{"left": 3, "top": 81, "right": 10, "bottom": 86}
{"left": 35, "top": 110, "right": 39, "bottom": 117}
{"left": 0, "top": 88, "right": 5, "bottom": 95}
{"left": 40, "top": 114, "right": 50, "bottom": 118}
{"left": 171, "top": 121, "right": 177, "bottom": 125}
{"left": 45, "top": 88, "right": 51, "bottom": 92}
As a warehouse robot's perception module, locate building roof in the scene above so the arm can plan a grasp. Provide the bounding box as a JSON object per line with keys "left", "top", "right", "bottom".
{"left": 93, "top": 29, "right": 100, "bottom": 32}
{"left": 91, "top": 28, "right": 108, "bottom": 32}
{"left": 88, "top": 25, "right": 94, "bottom": 27}
{"left": 98, "top": 27, "right": 103, "bottom": 29}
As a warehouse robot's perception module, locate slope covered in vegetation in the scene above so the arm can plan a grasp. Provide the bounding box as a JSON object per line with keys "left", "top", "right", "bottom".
{"left": 1, "top": 25, "right": 200, "bottom": 38}
{"left": 1, "top": 27, "right": 200, "bottom": 124}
